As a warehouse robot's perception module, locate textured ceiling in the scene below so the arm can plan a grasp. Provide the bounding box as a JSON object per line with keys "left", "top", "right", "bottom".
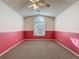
{"left": 1, "top": 0, "right": 78, "bottom": 17}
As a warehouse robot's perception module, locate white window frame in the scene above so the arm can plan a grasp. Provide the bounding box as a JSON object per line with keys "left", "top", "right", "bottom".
{"left": 33, "top": 15, "right": 45, "bottom": 36}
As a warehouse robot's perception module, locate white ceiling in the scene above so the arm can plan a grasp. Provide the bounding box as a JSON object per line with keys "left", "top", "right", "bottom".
{"left": 1, "top": 0, "right": 78, "bottom": 17}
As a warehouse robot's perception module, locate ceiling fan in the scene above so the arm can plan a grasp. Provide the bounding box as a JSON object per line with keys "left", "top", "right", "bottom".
{"left": 27, "top": 0, "right": 50, "bottom": 10}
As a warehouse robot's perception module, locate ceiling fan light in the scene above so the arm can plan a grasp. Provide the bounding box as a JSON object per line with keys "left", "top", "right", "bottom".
{"left": 34, "top": 4, "right": 37, "bottom": 9}
{"left": 34, "top": 6, "right": 39, "bottom": 9}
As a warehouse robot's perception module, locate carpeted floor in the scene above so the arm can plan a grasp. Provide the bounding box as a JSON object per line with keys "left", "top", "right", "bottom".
{"left": 0, "top": 40, "right": 79, "bottom": 59}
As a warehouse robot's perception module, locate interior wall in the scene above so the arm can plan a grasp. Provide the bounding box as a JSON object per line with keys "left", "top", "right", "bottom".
{"left": 24, "top": 16, "right": 54, "bottom": 39}
{"left": 55, "top": 0, "right": 79, "bottom": 54}
{"left": 0, "top": 1, "right": 23, "bottom": 54}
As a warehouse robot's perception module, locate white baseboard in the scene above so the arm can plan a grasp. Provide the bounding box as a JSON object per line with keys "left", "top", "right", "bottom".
{"left": 0, "top": 40, "right": 24, "bottom": 56}
{"left": 55, "top": 40, "right": 79, "bottom": 57}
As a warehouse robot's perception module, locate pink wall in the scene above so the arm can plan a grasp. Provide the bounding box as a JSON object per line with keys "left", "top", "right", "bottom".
{"left": 55, "top": 31, "right": 79, "bottom": 54}
{"left": 24, "top": 31, "right": 54, "bottom": 40}
{"left": 55, "top": 0, "right": 79, "bottom": 55}
{"left": 0, "top": 31, "right": 23, "bottom": 53}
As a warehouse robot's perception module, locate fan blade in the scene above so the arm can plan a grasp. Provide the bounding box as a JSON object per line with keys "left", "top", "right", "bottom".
{"left": 28, "top": 4, "right": 34, "bottom": 7}
{"left": 28, "top": 4, "right": 38, "bottom": 10}
{"left": 29, "top": 0, "right": 35, "bottom": 4}
{"left": 33, "top": 0, "right": 40, "bottom": 2}
{"left": 38, "top": 2, "right": 49, "bottom": 7}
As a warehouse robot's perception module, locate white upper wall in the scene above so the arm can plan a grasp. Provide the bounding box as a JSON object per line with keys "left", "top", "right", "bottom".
{"left": 55, "top": 0, "right": 79, "bottom": 33}
{"left": 0, "top": 1, "right": 23, "bottom": 32}
{"left": 24, "top": 16, "right": 54, "bottom": 31}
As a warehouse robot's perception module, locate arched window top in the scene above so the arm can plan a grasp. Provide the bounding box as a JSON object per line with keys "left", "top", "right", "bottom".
{"left": 34, "top": 15, "right": 45, "bottom": 23}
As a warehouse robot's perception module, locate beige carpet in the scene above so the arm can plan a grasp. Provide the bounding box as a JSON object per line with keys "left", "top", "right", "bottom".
{"left": 0, "top": 40, "right": 79, "bottom": 59}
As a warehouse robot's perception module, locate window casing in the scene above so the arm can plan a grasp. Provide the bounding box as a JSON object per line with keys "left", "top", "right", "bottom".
{"left": 33, "top": 16, "right": 45, "bottom": 36}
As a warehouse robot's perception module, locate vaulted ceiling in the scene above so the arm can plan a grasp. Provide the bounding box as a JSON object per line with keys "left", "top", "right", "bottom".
{"left": 1, "top": 0, "right": 78, "bottom": 17}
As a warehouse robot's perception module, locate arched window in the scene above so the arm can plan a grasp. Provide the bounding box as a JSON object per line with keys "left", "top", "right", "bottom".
{"left": 33, "top": 15, "right": 45, "bottom": 36}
